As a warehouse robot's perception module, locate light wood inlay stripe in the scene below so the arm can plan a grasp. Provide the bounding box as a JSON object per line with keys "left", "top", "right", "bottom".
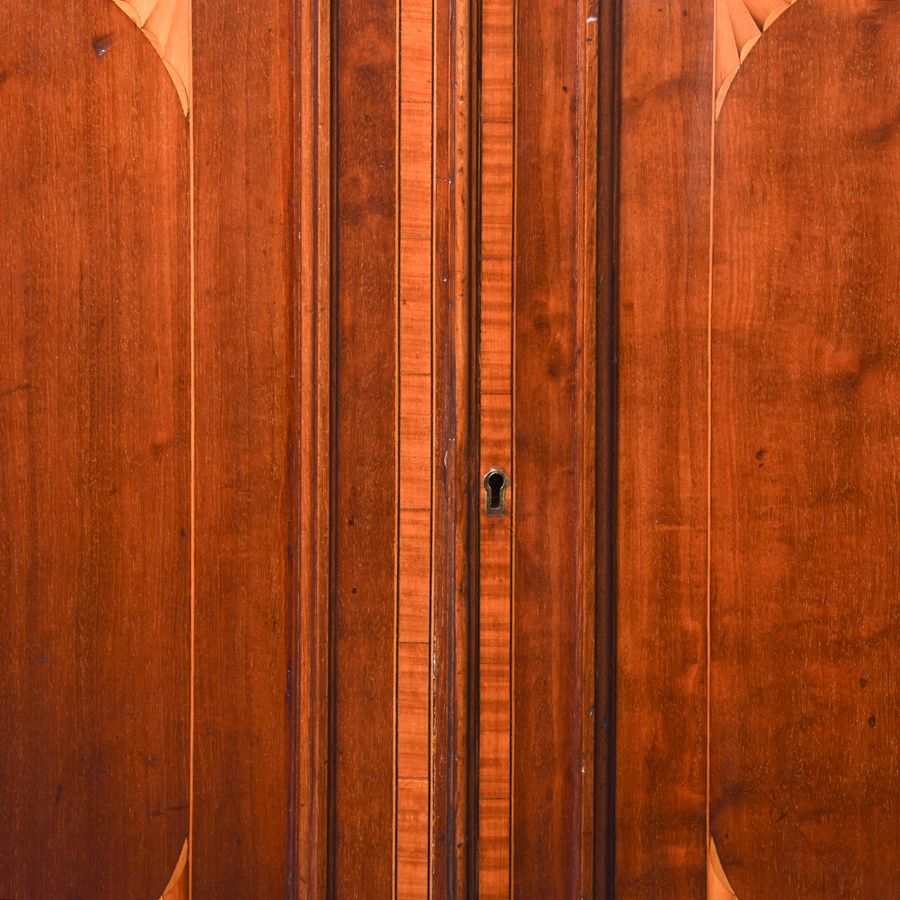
{"left": 397, "top": 0, "right": 434, "bottom": 895}
{"left": 478, "top": 0, "right": 514, "bottom": 894}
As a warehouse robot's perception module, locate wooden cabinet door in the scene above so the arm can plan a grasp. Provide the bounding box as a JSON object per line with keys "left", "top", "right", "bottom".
{"left": 616, "top": 1, "right": 900, "bottom": 896}
{"left": 2, "top": 1, "right": 899, "bottom": 897}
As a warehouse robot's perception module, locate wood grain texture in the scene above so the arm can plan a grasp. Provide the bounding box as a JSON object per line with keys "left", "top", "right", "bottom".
{"left": 428, "top": 0, "right": 473, "bottom": 891}
{"left": 580, "top": 2, "right": 602, "bottom": 893}
{"left": 714, "top": 0, "right": 800, "bottom": 117}
{"left": 707, "top": 837, "right": 738, "bottom": 900}
{"left": 615, "top": 0, "right": 712, "bottom": 894}
{"left": 512, "top": 0, "right": 591, "bottom": 894}
{"left": 0, "top": 2, "right": 190, "bottom": 897}
{"left": 397, "top": 2, "right": 434, "bottom": 892}
{"left": 710, "top": 1, "right": 900, "bottom": 895}
{"left": 190, "top": 0, "right": 296, "bottom": 893}
{"left": 477, "top": 0, "right": 515, "bottom": 893}
{"left": 111, "top": 0, "right": 191, "bottom": 114}
{"left": 330, "top": 0, "right": 398, "bottom": 894}
{"left": 594, "top": 2, "right": 619, "bottom": 893}
{"left": 161, "top": 840, "right": 189, "bottom": 899}
{"left": 299, "top": 1, "right": 470, "bottom": 890}
{"left": 297, "top": 0, "right": 332, "bottom": 893}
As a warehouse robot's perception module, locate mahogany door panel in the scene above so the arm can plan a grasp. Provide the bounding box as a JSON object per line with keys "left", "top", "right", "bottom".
{"left": 617, "top": 0, "right": 900, "bottom": 896}
{"left": 1, "top": 0, "right": 299, "bottom": 895}
{"left": 0, "top": 3, "right": 191, "bottom": 897}
{"left": 710, "top": 2, "right": 900, "bottom": 895}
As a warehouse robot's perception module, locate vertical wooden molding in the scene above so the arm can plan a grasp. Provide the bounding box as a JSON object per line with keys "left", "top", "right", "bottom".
{"left": 595, "top": 1, "right": 622, "bottom": 895}
{"left": 297, "top": 0, "right": 332, "bottom": 893}
{"left": 578, "top": 0, "right": 603, "bottom": 893}
{"left": 111, "top": 0, "right": 192, "bottom": 114}
{"left": 426, "top": 0, "right": 474, "bottom": 892}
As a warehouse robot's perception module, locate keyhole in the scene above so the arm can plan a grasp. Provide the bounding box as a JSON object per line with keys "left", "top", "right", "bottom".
{"left": 483, "top": 469, "right": 509, "bottom": 516}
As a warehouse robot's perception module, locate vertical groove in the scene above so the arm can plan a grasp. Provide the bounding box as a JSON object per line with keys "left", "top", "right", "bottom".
{"left": 601, "top": 2, "right": 622, "bottom": 894}
{"left": 296, "top": 0, "right": 333, "bottom": 888}
{"left": 428, "top": 0, "right": 437, "bottom": 890}
{"left": 325, "top": 0, "right": 340, "bottom": 887}
{"left": 446, "top": 0, "right": 474, "bottom": 888}
{"left": 477, "top": 0, "right": 514, "bottom": 892}
{"left": 706, "top": 0, "right": 718, "bottom": 875}
{"left": 286, "top": 0, "right": 308, "bottom": 889}
{"left": 509, "top": 0, "right": 517, "bottom": 890}
{"left": 577, "top": 0, "right": 605, "bottom": 891}
{"left": 187, "top": 7, "right": 195, "bottom": 894}
{"left": 394, "top": 0, "right": 402, "bottom": 886}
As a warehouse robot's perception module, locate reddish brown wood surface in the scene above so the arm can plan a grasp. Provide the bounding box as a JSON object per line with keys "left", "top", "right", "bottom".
{"left": 710, "top": 1, "right": 900, "bottom": 894}
{"left": 330, "top": 0, "right": 398, "bottom": 894}
{"left": 0, "top": 3, "right": 190, "bottom": 897}
{"left": 397, "top": 2, "right": 434, "bottom": 892}
{"left": 594, "top": 3, "right": 618, "bottom": 891}
{"left": 470, "top": 0, "right": 604, "bottom": 894}
{"left": 15, "top": 2, "right": 900, "bottom": 894}
{"left": 297, "top": 0, "right": 333, "bottom": 893}
{"left": 428, "top": 0, "right": 472, "bottom": 892}
{"left": 476, "top": 0, "right": 515, "bottom": 893}
{"left": 615, "top": 0, "right": 712, "bottom": 894}
{"left": 512, "top": 0, "right": 593, "bottom": 894}
{"left": 191, "top": 0, "right": 296, "bottom": 893}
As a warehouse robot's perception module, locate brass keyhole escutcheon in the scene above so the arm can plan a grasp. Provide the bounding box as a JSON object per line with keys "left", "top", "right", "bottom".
{"left": 483, "top": 468, "right": 509, "bottom": 516}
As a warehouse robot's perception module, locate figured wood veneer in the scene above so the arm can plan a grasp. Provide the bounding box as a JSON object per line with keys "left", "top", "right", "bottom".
{"left": 616, "top": 0, "right": 712, "bottom": 893}
{"left": 715, "top": 0, "right": 799, "bottom": 117}
{"left": 477, "top": 0, "right": 515, "bottom": 893}
{"left": 708, "top": 838, "right": 738, "bottom": 900}
{"left": 396, "top": 0, "right": 435, "bottom": 894}
{"left": 112, "top": 0, "right": 191, "bottom": 114}
{"left": 160, "top": 841, "right": 189, "bottom": 900}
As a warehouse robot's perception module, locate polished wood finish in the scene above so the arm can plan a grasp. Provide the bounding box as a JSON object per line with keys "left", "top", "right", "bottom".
{"left": 0, "top": 4, "right": 190, "bottom": 896}
{"left": 615, "top": 0, "right": 713, "bottom": 894}
{"left": 297, "top": 0, "right": 332, "bottom": 893}
{"left": 397, "top": 1, "right": 434, "bottom": 891}
{"left": 476, "top": 0, "right": 515, "bottom": 892}
{"left": 111, "top": 0, "right": 191, "bottom": 113}
{"left": 711, "top": 2, "right": 900, "bottom": 894}
{"left": 617, "top": 0, "right": 900, "bottom": 896}
{"left": 428, "top": 0, "right": 473, "bottom": 892}
{"left": 513, "top": 0, "right": 597, "bottom": 894}
{"left": 472, "top": 0, "right": 604, "bottom": 894}
{"left": 5, "top": 1, "right": 899, "bottom": 895}
{"left": 329, "top": 0, "right": 398, "bottom": 893}
{"left": 190, "top": 0, "right": 297, "bottom": 891}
